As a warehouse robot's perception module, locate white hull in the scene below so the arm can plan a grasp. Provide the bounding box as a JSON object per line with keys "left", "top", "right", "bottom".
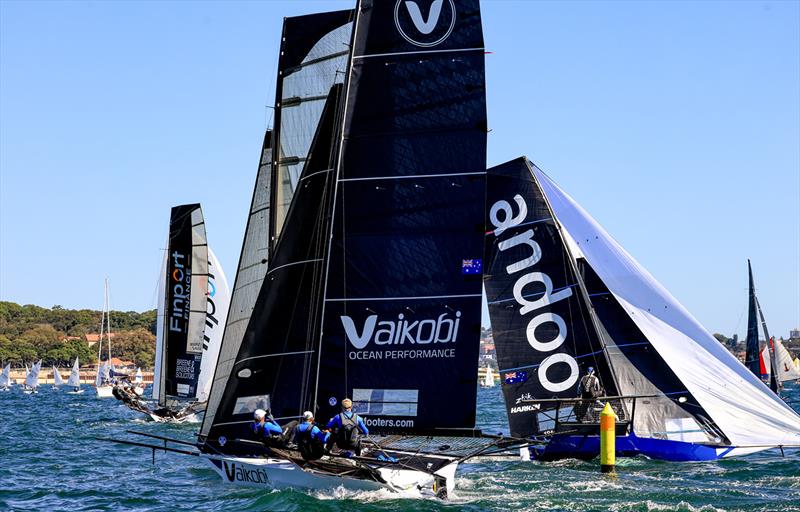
{"left": 206, "top": 454, "right": 458, "bottom": 498}
{"left": 23, "top": 389, "right": 38, "bottom": 395}
{"left": 146, "top": 411, "right": 201, "bottom": 424}
{"left": 67, "top": 389, "right": 85, "bottom": 395}
{"left": 96, "top": 385, "right": 114, "bottom": 398}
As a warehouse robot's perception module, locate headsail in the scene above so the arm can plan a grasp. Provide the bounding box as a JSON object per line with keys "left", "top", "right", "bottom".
{"left": 201, "top": 129, "right": 275, "bottom": 439}
{"left": 744, "top": 260, "right": 761, "bottom": 378}
{"left": 196, "top": 247, "right": 230, "bottom": 402}
{"left": 533, "top": 165, "right": 800, "bottom": 449}
{"left": 53, "top": 366, "right": 64, "bottom": 387}
{"left": 67, "top": 358, "right": 81, "bottom": 388}
{"left": 154, "top": 204, "right": 210, "bottom": 405}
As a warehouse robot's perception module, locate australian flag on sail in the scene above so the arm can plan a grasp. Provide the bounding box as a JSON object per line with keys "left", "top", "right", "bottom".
{"left": 462, "top": 259, "right": 482, "bottom": 275}
{"left": 504, "top": 371, "right": 528, "bottom": 384}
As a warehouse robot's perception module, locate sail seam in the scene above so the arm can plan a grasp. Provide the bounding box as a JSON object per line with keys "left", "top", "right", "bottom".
{"left": 325, "top": 293, "right": 481, "bottom": 302}
{"left": 353, "top": 47, "right": 484, "bottom": 60}
{"left": 300, "top": 168, "right": 333, "bottom": 181}
{"left": 235, "top": 350, "right": 315, "bottom": 366}
{"left": 339, "top": 171, "right": 485, "bottom": 182}
{"left": 266, "top": 258, "right": 324, "bottom": 275}
{"left": 284, "top": 49, "right": 349, "bottom": 74}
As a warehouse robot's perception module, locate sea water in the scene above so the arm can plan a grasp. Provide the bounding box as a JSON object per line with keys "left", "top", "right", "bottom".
{"left": 1, "top": 384, "right": 798, "bottom": 511}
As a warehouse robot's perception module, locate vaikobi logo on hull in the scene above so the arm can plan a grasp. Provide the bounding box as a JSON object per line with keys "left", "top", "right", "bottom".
{"left": 394, "top": 0, "right": 456, "bottom": 47}
{"left": 341, "top": 310, "right": 461, "bottom": 360}
{"left": 222, "top": 461, "right": 270, "bottom": 485}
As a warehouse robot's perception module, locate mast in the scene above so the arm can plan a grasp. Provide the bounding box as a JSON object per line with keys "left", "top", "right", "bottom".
{"left": 755, "top": 295, "right": 780, "bottom": 393}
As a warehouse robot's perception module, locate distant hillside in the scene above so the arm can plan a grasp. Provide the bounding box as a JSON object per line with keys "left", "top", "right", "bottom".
{"left": 0, "top": 301, "right": 157, "bottom": 368}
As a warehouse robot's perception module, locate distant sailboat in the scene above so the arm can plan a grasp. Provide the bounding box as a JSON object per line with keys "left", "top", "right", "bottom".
{"left": 481, "top": 366, "right": 495, "bottom": 388}
{"left": 134, "top": 367, "right": 143, "bottom": 387}
{"left": 0, "top": 363, "right": 11, "bottom": 390}
{"left": 485, "top": 157, "right": 800, "bottom": 461}
{"left": 114, "top": 204, "right": 229, "bottom": 423}
{"left": 773, "top": 338, "right": 800, "bottom": 384}
{"left": 744, "top": 262, "right": 781, "bottom": 393}
{"left": 67, "top": 357, "right": 83, "bottom": 394}
{"left": 95, "top": 278, "right": 117, "bottom": 398}
{"left": 52, "top": 366, "right": 64, "bottom": 390}
{"left": 24, "top": 360, "right": 42, "bottom": 394}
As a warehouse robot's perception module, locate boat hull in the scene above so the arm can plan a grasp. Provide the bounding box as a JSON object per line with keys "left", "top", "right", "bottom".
{"left": 528, "top": 433, "right": 766, "bottom": 462}
{"left": 205, "top": 454, "right": 458, "bottom": 497}
{"left": 96, "top": 386, "right": 114, "bottom": 398}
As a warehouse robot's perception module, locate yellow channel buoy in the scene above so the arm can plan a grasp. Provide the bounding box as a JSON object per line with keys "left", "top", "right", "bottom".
{"left": 600, "top": 402, "right": 616, "bottom": 473}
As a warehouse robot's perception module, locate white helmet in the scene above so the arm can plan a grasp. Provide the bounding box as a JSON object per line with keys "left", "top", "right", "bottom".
{"left": 254, "top": 409, "right": 267, "bottom": 420}
{"left": 302, "top": 411, "right": 314, "bottom": 421}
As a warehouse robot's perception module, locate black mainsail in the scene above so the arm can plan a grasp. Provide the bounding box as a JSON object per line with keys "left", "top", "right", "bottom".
{"left": 744, "top": 259, "right": 761, "bottom": 379}
{"left": 313, "top": 0, "right": 487, "bottom": 433}
{"left": 484, "top": 158, "right": 617, "bottom": 438}
{"left": 155, "top": 204, "right": 209, "bottom": 404}
{"left": 200, "top": 10, "right": 354, "bottom": 452}
{"left": 201, "top": 0, "right": 488, "bottom": 455}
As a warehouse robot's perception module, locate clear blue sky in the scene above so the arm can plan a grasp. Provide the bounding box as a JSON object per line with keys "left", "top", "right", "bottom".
{"left": 1, "top": 1, "right": 798, "bottom": 339}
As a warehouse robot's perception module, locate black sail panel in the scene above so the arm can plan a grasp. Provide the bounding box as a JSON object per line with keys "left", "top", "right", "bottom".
{"left": 202, "top": 86, "right": 343, "bottom": 454}
{"left": 744, "top": 260, "right": 761, "bottom": 378}
{"left": 314, "top": 0, "right": 487, "bottom": 434}
{"left": 162, "top": 204, "right": 209, "bottom": 403}
{"left": 484, "top": 158, "right": 617, "bottom": 438}
{"left": 201, "top": 131, "right": 273, "bottom": 438}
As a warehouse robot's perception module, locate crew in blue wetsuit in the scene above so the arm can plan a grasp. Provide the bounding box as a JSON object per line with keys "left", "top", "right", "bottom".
{"left": 326, "top": 398, "right": 369, "bottom": 456}
{"left": 293, "top": 411, "right": 330, "bottom": 461}
{"left": 252, "top": 408, "right": 283, "bottom": 445}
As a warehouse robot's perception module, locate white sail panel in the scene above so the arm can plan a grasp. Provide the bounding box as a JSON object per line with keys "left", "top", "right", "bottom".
{"left": 26, "top": 360, "right": 41, "bottom": 389}
{"left": 760, "top": 343, "right": 772, "bottom": 379}
{"left": 196, "top": 247, "right": 230, "bottom": 402}
{"left": 152, "top": 250, "right": 167, "bottom": 400}
{"left": 534, "top": 167, "right": 800, "bottom": 448}
{"left": 67, "top": 358, "right": 81, "bottom": 387}
{"left": 774, "top": 339, "right": 800, "bottom": 382}
{"left": 0, "top": 363, "right": 10, "bottom": 387}
{"left": 53, "top": 366, "right": 64, "bottom": 386}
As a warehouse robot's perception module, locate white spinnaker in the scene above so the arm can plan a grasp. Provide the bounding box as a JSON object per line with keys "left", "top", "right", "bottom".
{"left": 774, "top": 339, "right": 800, "bottom": 382}
{"left": 26, "top": 360, "right": 41, "bottom": 389}
{"left": 53, "top": 366, "right": 64, "bottom": 386}
{"left": 0, "top": 364, "right": 10, "bottom": 386}
{"left": 152, "top": 250, "right": 168, "bottom": 400}
{"left": 534, "top": 166, "right": 800, "bottom": 448}
{"left": 196, "top": 247, "right": 230, "bottom": 402}
{"left": 67, "top": 358, "right": 81, "bottom": 387}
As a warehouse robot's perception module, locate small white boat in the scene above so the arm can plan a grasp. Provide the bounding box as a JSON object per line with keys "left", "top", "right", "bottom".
{"left": 23, "top": 360, "right": 42, "bottom": 394}
{"left": 52, "top": 365, "right": 64, "bottom": 390}
{"left": 66, "top": 357, "right": 84, "bottom": 394}
{"left": 0, "top": 363, "right": 11, "bottom": 391}
{"left": 481, "top": 365, "right": 495, "bottom": 388}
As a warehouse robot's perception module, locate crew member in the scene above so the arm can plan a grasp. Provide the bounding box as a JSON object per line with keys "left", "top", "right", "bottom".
{"left": 576, "top": 367, "right": 603, "bottom": 422}
{"left": 252, "top": 408, "right": 282, "bottom": 443}
{"left": 326, "top": 398, "right": 369, "bottom": 456}
{"left": 293, "top": 411, "right": 330, "bottom": 461}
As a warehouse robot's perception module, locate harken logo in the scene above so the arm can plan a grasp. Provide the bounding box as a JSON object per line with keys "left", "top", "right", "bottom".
{"left": 394, "top": 0, "right": 456, "bottom": 48}
{"left": 341, "top": 310, "right": 461, "bottom": 349}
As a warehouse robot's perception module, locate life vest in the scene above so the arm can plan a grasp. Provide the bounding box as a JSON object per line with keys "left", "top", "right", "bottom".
{"left": 335, "top": 412, "right": 361, "bottom": 449}
{"left": 296, "top": 423, "right": 324, "bottom": 461}
{"left": 580, "top": 375, "right": 600, "bottom": 398}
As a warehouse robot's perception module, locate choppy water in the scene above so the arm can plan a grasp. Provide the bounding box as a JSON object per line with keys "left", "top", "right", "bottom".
{"left": 2, "top": 384, "right": 799, "bottom": 511}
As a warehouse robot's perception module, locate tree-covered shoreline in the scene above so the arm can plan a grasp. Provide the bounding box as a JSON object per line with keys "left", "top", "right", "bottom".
{"left": 0, "top": 301, "right": 157, "bottom": 368}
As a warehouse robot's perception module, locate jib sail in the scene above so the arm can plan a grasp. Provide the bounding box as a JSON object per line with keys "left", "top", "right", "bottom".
{"left": 313, "top": 0, "right": 488, "bottom": 433}
{"left": 200, "top": 9, "right": 354, "bottom": 451}
{"left": 484, "top": 157, "right": 617, "bottom": 438}
{"left": 153, "top": 204, "right": 210, "bottom": 405}
{"left": 744, "top": 260, "right": 761, "bottom": 378}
